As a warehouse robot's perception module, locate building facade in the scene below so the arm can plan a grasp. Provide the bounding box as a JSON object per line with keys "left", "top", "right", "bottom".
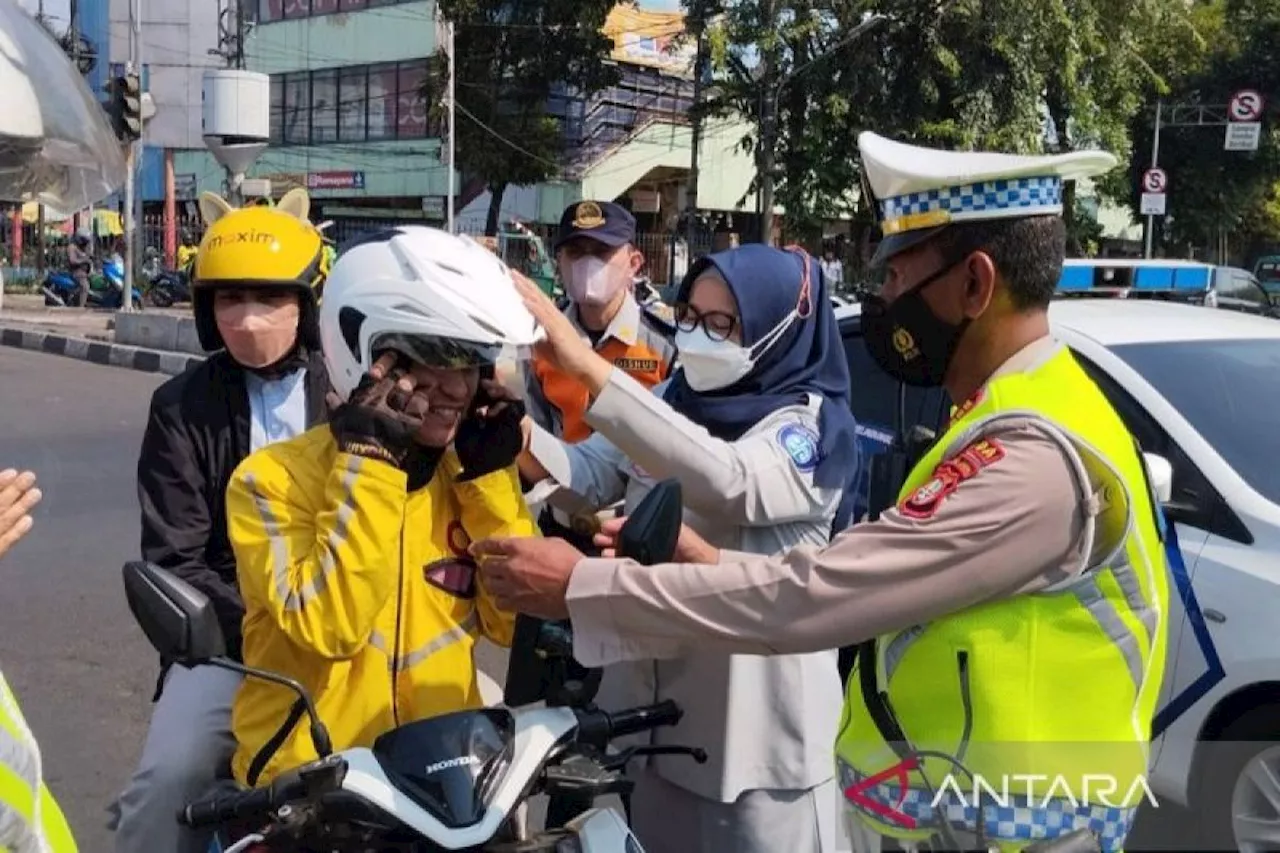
{"left": 173, "top": 0, "right": 450, "bottom": 232}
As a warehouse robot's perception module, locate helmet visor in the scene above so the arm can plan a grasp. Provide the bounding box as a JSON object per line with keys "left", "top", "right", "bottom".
{"left": 372, "top": 332, "right": 530, "bottom": 371}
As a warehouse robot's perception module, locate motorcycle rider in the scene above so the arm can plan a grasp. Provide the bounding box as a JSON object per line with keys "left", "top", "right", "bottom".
{"left": 223, "top": 227, "right": 538, "bottom": 786}
{"left": 0, "top": 0, "right": 129, "bottom": 846}
{"left": 112, "top": 190, "right": 331, "bottom": 853}
{"left": 66, "top": 232, "right": 92, "bottom": 307}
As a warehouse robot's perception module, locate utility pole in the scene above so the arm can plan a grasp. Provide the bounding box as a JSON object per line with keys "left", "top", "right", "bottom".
{"left": 446, "top": 19, "right": 456, "bottom": 234}
{"left": 122, "top": 0, "right": 143, "bottom": 311}
{"left": 684, "top": 0, "right": 709, "bottom": 254}
{"left": 1144, "top": 99, "right": 1162, "bottom": 260}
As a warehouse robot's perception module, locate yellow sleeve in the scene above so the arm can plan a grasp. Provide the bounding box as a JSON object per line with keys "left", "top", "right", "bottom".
{"left": 228, "top": 449, "right": 409, "bottom": 659}
{"left": 450, "top": 461, "right": 538, "bottom": 648}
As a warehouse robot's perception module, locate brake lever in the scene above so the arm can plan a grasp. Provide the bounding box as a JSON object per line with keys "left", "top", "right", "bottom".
{"left": 601, "top": 744, "right": 708, "bottom": 772}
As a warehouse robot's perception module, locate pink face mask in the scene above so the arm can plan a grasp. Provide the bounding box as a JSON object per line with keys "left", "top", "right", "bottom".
{"left": 215, "top": 299, "right": 300, "bottom": 368}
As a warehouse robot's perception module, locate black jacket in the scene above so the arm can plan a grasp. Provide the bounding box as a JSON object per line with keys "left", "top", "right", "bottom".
{"left": 137, "top": 351, "right": 329, "bottom": 663}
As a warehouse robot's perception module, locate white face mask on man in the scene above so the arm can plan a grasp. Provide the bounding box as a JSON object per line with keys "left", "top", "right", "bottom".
{"left": 565, "top": 256, "right": 627, "bottom": 307}
{"left": 674, "top": 310, "right": 798, "bottom": 392}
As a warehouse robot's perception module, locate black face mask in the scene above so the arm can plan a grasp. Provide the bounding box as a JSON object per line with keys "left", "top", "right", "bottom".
{"left": 861, "top": 262, "right": 971, "bottom": 388}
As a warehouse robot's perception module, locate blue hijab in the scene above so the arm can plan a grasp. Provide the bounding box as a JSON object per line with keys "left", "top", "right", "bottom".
{"left": 663, "top": 245, "right": 862, "bottom": 531}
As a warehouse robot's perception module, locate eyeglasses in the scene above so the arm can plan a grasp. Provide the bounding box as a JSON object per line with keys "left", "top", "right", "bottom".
{"left": 673, "top": 303, "right": 740, "bottom": 342}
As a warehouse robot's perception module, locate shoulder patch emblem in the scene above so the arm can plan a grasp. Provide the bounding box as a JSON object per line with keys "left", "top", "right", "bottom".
{"left": 777, "top": 423, "right": 821, "bottom": 472}
{"left": 899, "top": 438, "right": 1006, "bottom": 519}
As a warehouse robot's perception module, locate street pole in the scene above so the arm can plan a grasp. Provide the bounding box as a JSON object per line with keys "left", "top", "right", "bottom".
{"left": 1144, "top": 99, "right": 1162, "bottom": 260}
{"left": 446, "top": 19, "right": 456, "bottom": 234}
{"left": 122, "top": 0, "right": 142, "bottom": 312}
{"left": 684, "top": 3, "right": 708, "bottom": 256}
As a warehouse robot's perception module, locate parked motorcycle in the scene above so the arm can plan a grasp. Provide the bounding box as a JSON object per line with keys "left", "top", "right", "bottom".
{"left": 141, "top": 247, "right": 193, "bottom": 307}
{"left": 42, "top": 258, "right": 142, "bottom": 308}
{"left": 122, "top": 480, "right": 700, "bottom": 853}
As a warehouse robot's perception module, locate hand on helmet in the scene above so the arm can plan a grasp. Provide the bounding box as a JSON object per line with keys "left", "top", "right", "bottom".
{"left": 330, "top": 352, "right": 426, "bottom": 469}
{"left": 454, "top": 378, "right": 527, "bottom": 482}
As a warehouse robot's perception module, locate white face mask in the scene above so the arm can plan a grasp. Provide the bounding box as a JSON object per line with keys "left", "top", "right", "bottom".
{"left": 675, "top": 310, "right": 797, "bottom": 392}
{"left": 565, "top": 256, "right": 626, "bottom": 307}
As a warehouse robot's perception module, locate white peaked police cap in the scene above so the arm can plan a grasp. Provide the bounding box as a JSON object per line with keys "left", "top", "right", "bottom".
{"left": 858, "top": 131, "right": 1118, "bottom": 265}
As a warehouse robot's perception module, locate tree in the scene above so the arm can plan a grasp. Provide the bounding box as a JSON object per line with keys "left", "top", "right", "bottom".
{"left": 1118, "top": 0, "right": 1280, "bottom": 261}
{"left": 428, "top": 0, "right": 620, "bottom": 235}
{"left": 696, "top": 0, "right": 1191, "bottom": 259}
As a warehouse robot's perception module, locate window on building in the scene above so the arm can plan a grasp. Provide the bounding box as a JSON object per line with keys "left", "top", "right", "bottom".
{"left": 269, "top": 76, "right": 284, "bottom": 145}
{"left": 367, "top": 62, "right": 399, "bottom": 141}
{"left": 396, "top": 61, "right": 428, "bottom": 139}
{"left": 283, "top": 72, "right": 310, "bottom": 144}
{"left": 338, "top": 66, "right": 368, "bottom": 142}
{"left": 268, "top": 60, "right": 436, "bottom": 146}
{"left": 311, "top": 69, "right": 339, "bottom": 143}
{"left": 257, "top": 0, "right": 414, "bottom": 22}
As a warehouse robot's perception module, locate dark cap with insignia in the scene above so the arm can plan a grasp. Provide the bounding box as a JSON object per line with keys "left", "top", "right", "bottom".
{"left": 554, "top": 200, "right": 636, "bottom": 251}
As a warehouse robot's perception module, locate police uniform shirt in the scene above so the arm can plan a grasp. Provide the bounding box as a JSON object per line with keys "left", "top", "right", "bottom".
{"left": 563, "top": 336, "right": 1098, "bottom": 665}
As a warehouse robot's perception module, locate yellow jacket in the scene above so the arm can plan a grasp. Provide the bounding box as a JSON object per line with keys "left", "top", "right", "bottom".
{"left": 226, "top": 426, "right": 532, "bottom": 785}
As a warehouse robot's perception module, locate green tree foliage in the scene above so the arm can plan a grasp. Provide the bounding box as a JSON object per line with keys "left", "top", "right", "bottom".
{"left": 427, "top": 0, "right": 619, "bottom": 235}
{"left": 696, "top": 0, "right": 1186, "bottom": 253}
{"left": 1119, "top": 0, "right": 1280, "bottom": 260}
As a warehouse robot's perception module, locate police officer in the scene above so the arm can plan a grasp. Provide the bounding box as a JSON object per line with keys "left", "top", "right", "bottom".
{"left": 527, "top": 201, "right": 676, "bottom": 548}
{"left": 477, "top": 132, "right": 1171, "bottom": 853}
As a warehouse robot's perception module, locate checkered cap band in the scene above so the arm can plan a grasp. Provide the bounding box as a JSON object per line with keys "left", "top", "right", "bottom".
{"left": 879, "top": 176, "right": 1064, "bottom": 230}
{"left": 838, "top": 761, "right": 1137, "bottom": 852}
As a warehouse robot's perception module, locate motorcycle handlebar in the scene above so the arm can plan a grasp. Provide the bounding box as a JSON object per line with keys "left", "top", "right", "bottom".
{"left": 178, "top": 771, "right": 308, "bottom": 829}
{"left": 577, "top": 700, "right": 683, "bottom": 743}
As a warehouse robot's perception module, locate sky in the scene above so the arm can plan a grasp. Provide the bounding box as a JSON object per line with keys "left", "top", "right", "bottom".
{"left": 639, "top": 0, "right": 683, "bottom": 9}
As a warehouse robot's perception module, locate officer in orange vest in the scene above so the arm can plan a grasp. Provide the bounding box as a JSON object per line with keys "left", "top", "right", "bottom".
{"left": 526, "top": 200, "right": 677, "bottom": 545}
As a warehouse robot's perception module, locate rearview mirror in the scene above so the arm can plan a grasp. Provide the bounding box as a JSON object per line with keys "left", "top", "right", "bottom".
{"left": 122, "top": 561, "right": 227, "bottom": 663}
{"left": 1142, "top": 453, "right": 1174, "bottom": 505}
{"left": 503, "top": 479, "right": 686, "bottom": 708}
{"left": 616, "top": 479, "right": 683, "bottom": 566}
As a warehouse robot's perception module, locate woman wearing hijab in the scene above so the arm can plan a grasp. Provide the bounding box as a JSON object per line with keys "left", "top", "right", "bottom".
{"left": 512, "top": 244, "right": 859, "bottom": 852}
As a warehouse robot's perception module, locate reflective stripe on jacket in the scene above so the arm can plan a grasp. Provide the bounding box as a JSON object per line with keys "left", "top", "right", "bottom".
{"left": 835, "top": 346, "right": 1169, "bottom": 852}
{"left": 226, "top": 426, "right": 534, "bottom": 785}
{"left": 0, "top": 672, "right": 77, "bottom": 853}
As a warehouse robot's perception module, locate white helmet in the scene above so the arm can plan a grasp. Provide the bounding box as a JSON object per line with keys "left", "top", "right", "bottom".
{"left": 320, "top": 226, "right": 545, "bottom": 401}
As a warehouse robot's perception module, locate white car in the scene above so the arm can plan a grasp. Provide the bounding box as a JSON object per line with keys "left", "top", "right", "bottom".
{"left": 835, "top": 299, "right": 1280, "bottom": 851}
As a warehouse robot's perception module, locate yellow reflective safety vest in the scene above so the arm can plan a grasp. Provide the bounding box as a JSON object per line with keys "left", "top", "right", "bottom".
{"left": 835, "top": 345, "right": 1169, "bottom": 852}
{"left": 0, "top": 672, "right": 77, "bottom": 853}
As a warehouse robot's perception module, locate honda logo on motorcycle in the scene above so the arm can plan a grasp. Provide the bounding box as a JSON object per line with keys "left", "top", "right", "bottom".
{"left": 424, "top": 755, "right": 481, "bottom": 776}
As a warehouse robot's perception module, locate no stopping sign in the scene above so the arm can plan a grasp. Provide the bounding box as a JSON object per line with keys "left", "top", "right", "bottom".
{"left": 1142, "top": 168, "right": 1168, "bottom": 194}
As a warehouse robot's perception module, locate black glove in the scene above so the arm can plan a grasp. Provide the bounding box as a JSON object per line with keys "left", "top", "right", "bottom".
{"left": 454, "top": 379, "right": 527, "bottom": 482}
{"left": 330, "top": 367, "right": 422, "bottom": 469}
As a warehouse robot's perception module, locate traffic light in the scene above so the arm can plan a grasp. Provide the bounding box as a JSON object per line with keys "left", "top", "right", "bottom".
{"left": 107, "top": 72, "right": 143, "bottom": 142}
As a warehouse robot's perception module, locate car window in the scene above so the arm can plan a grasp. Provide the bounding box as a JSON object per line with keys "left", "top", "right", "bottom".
{"left": 839, "top": 319, "right": 949, "bottom": 438}
{"left": 1110, "top": 339, "right": 1280, "bottom": 508}
{"left": 839, "top": 319, "right": 949, "bottom": 520}
{"left": 1072, "top": 350, "right": 1250, "bottom": 543}
{"left": 1216, "top": 270, "right": 1268, "bottom": 307}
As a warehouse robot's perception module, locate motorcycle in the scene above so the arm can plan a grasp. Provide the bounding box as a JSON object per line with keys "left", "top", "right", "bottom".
{"left": 141, "top": 247, "right": 193, "bottom": 307}
{"left": 122, "top": 480, "right": 702, "bottom": 853}
{"left": 42, "top": 258, "right": 142, "bottom": 308}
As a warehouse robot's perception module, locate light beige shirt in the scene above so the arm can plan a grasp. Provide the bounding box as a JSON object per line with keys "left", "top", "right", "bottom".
{"left": 565, "top": 337, "right": 1096, "bottom": 663}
